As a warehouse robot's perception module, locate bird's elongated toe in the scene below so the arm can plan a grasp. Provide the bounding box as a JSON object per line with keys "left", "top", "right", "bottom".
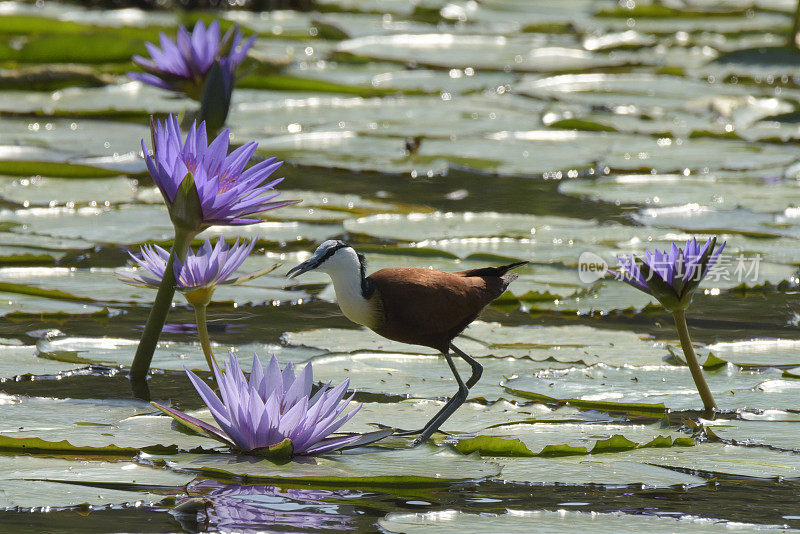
{"left": 411, "top": 436, "right": 426, "bottom": 447}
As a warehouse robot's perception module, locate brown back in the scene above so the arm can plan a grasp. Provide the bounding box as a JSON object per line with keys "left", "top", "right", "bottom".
{"left": 367, "top": 264, "right": 520, "bottom": 352}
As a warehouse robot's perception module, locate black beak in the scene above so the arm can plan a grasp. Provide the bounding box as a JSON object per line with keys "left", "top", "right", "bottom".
{"left": 286, "top": 259, "right": 315, "bottom": 279}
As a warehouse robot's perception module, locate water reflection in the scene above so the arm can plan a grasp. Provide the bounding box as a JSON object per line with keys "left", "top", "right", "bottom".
{"left": 182, "top": 478, "right": 356, "bottom": 532}
{"left": 137, "top": 322, "right": 243, "bottom": 334}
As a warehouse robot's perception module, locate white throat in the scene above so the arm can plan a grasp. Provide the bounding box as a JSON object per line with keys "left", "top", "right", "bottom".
{"left": 318, "top": 248, "right": 378, "bottom": 328}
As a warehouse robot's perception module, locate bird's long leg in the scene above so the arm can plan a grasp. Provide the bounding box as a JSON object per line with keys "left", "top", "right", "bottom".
{"left": 391, "top": 344, "right": 485, "bottom": 443}
{"left": 450, "top": 343, "right": 483, "bottom": 388}
{"left": 409, "top": 345, "right": 484, "bottom": 444}
{"left": 391, "top": 352, "right": 466, "bottom": 437}
{"left": 410, "top": 351, "right": 470, "bottom": 446}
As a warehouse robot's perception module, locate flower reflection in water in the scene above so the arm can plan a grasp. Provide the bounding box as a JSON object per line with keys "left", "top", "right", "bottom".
{"left": 184, "top": 478, "right": 356, "bottom": 532}
{"left": 137, "top": 322, "right": 242, "bottom": 334}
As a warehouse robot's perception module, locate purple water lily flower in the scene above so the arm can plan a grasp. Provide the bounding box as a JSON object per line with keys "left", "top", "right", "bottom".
{"left": 120, "top": 237, "right": 254, "bottom": 293}
{"left": 128, "top": 20, "right": 254, "bottom": 100}
{"left": 153, "top": 353, "right": 391, "bottom": 456}
{"left": 145, "top": 115, "right": 296, "bottom": 231}
{"left": 614, "top": 237, "right": 725, "bottom": 411}
{"left": 615, "top": 237, "right": 725, "bottom": 311}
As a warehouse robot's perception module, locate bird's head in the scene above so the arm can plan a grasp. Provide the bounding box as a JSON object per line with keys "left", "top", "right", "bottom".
{"left": 286, "top": 240, "right": 364, "bottom": 279}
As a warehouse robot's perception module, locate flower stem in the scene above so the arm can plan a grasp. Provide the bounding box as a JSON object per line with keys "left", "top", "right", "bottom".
{"left": 672, "top": 309, "right": 717, "bottom": 413}
{"left": 130, "top": 229, "right": 193, "bottom": 380}
{"left": 789, "top": 0, "right": 800, "bottom": 48}
{"left": 194, "top": 303, "right": 221, "bottom": 377}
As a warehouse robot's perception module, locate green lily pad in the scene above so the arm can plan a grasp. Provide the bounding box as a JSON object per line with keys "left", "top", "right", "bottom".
{"left": 0, "top": 119, "right": 149, "bottom": 174}
{"left": 379, "top": 508, "right": 793, "bottom": 533}
{"left": 154, "top": 445, "right": 501, "bottom": 486}
{"left": 36, "top": 336, "right": 318, "bottom": 372}
{"left": 283, "top": 60, "right": 510, "bottom": 95}
{"left": 233, "top": 92, "right": 545, "bottom": 140}
{"left": 0, "top": 84, "right": 190, "bottom": 118}
{"left": 284, "top": 321, "right": 674, "bottom": 366}
{"left": 516, "top": 73, "right": 750, "bottom": 110}
{"left": 460, "top": 420, "right": 693, "bottom": 458}
{"left": 0, "top": 455, "right": 191, "bottom": 510}
{"left": 335, "top": 34, "right": 635, "bottom": 72}
{"left": 705, "top": 338, "right": 800, "bottom": 368}
{"left": 0, "top": 344, "right": 82, "bottom": 378}
{"left": 504, "top": 365, "right": 799, "bottom": 412}
{"left": 0, "top": 291, "right": 109, "bottom": 317}
{"left": 454, "top": 433, "right": 685, "bottom": 458}
{"left": 633, "top": 205, "right": 800, "bottom": 239}
{"left": 496, "top": 452, "right": 706, "bottom": 487}
{"left": 456, "top": 436, "right": 536, "bottom": 457}
{"left": 305, "top": 350, "right": 528, "bottom": 401}
{"left": 0, "top": 146, "right": 122, "bottom": 178}
{"left": 559, "top": 173, "right": 800, "bottom": 214}
{"left": 0, "top": 175, "right": 136, "bottom": 208}
{"left": 341, "top": 399, "right": 591, "bottom": 436}
{"left": 0, "top": 394, "right": 220, "bottom": 452}
{"left": 701, "top": 417, "right": 800, "bottom": 452}
{"left": 0, "top": 204, "right": 337, "bottom": 247}
{"left": 0, "top": 265, "right": 304, "bottom": 307}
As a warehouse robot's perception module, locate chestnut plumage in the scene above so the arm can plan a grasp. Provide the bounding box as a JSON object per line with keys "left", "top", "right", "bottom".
{"left": 287, "top": 239, "right": 525, "bottom": 445}
{"left": 368, "top": 264, "right": 524, "bottom": 353}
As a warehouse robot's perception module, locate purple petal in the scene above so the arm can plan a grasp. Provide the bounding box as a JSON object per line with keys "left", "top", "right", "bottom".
{"left": 151, "top": 401, "right": 232, "bottom": 446}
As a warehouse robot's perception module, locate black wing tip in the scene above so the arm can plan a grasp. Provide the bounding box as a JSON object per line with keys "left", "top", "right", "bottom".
{"left": 499, "top": 260, "right": 528, "bottom": 273}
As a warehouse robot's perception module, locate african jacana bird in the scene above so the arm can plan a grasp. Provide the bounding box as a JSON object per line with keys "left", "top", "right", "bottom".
{"left": 287, "top": 240, "right": 525, "bottom": 445}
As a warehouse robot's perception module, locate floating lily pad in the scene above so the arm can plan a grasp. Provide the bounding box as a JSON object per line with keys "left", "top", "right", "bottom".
{"left": 0, "top": 175, "right": 136, "bottom": 208}
{"left": 0, "top": 119, "right": 149, "bottom": 174}
{"left": 232, "top": 92, "right": 546, "bottom": 140}
{"left": 37, "top": 337, "right": 318, "bottom": 372}
{"left": 312, "top": 12, "right": 435, "bottom": 39}
{"left": 305, "top": 351, "right": 528, "bottom": 400}
{"left": 516, "top": 73, "right": 750, "bottom": 110}
{"left": 702, "top": 417, "right": 800, "bottom": 452}
{"left": 0, "top": 394, "right": 219, "bottom": 452}
{"left": 0, "top": 204, "right": 337, "bottom": 247}
{"left": 379, "top": 508, "right": 793, "bottom": 533}
{"left": 0, "top": 344, "right": 81, "bottom": 378}
{"left": 155, "top": 445, "right": 501, "bottom": 486}
{"left": 345, "top": 212, "right": 587, "bottom": 242}
{"left": 586, "top": 9, "right": 790, "bottom": 37}
{"left": 0, "top": 83, "right": 191, "bottom": 117}
{"left": 559, "top": 173, "right": 800, "bottom": 214}
{"left": 335, "top": 34, "right": 635, "bottom": 72}
{"left": 340, "top": 398, "right": 590, "bottom": 436}
{"left": 623, "top": 441, "right": 800, "bottom": 480}
{"left": 284, "top": 322, "right": 673, "bottom": 366}
{"left": 0, "top": 455, "right": 191, "bottom": 510}
{"left": 633, "top": 205, "right": 800, "bottom": 239}
{"left": 0, "top": 146, "right": 124, "bottom": 178}
{"left": 504, "top": 365, "right": 799, "bottom": 412}
{"left": 285, "top": 60, "right": 511, "bottom": 95}
{"left": 0, "top": 291, "right": 109, "bottom": 317}
{"left": 705, "top": 339, "right": 800, "bottom": 368}
{"left": 0, "top": 265, "right": 304, "bottom": 307}
{"left": 463, "top": 422, "right": 691, "bottom": 457}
